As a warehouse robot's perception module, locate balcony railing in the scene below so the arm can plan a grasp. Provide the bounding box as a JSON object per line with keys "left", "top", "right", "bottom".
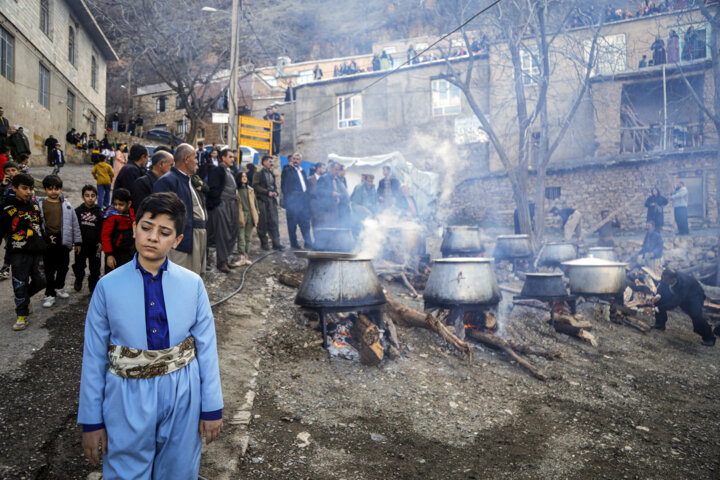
{"left": 619, "top": 122, "right": 711, "bottom": 153}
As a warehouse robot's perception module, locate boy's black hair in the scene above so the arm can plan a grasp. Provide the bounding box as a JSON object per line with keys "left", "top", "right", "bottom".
{"left": 42, "top": 174, "right": 63, "bottom": 189}
{"left": 18, "top": 153, "right": 30, "bottom": 162}
{"left": 3, "top": 160, "right": 18, "bottom": 172}
{"left": 261, "top": 155, "right": 272, "bottom": 164}
{"left": 0, "top": 144, "right": 8, "bottom": 154}
{"left": 135, "top": 192, "right": 186, "bottom": 236}
{"left": 111, "top": 188, "right": 132, "bottom": 204}
{"left": 128, "top": 144, "right": 149, "bottom": 164}
{"left": 82, "top": 184, "right": 98, "bottom": 196}
{"left": 12, "top": 173, "right": 34, "bottom": 188}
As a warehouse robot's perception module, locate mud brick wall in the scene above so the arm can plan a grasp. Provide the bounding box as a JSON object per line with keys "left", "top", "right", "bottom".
{"left": 457, "top": 153, "right": 719, "bottom": 232}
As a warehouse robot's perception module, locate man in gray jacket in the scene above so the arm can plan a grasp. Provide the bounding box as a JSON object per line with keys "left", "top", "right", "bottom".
{"left": 670, "top": 182, "right": 689, "bottom": 235}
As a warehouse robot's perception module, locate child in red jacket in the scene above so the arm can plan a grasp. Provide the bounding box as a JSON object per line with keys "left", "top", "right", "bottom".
{"left": 101, "top": 188, "right": 134, "bottom": 273}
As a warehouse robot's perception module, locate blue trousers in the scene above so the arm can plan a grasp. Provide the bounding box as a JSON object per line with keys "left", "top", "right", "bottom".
{"left": 102, "top": 360, "right": 202, "bottom": 479}
{"left": 97, "top": 184, "right": 111, "bottom": 208}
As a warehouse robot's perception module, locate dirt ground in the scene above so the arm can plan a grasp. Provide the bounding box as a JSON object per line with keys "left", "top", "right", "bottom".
{"left": 233, "top": 259, "right": 720, "bottom": 480}
{"left": 1, "top": 165, "right": 719, "bottom": 479}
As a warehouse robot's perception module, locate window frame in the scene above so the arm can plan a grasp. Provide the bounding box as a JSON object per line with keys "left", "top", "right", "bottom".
{"left": 337, "top": 93, "right": 363, "bottom": 129}
{"left": 520, "top": 47, "right": 540, "bottom": 85}
{"left": 67, "top": 89, "right": 75, "bottom": 128}
{"left": 39, "top": 63, "right": 50, "bottom": 108}
{"left": 40, "top": 0, "right": 50, "bottom": 37}
{"left": 176, "top": 118, "right": 187, "bottom": 135}
{"left": 584, "top": 34, "right": 627, "bottom": 76}
{"left": 431, "top": 79, "right": 462, "bottom": 117}
{"left": 91, "top": 55, "right": 97, "bottom": 90}
{"left": 68, "top": 25, "right": 76, "bottom": 66}
{"left": 155, "top": 96, "right": 167, "bottom": 113}
{"left": 0, "top": 26, "right": 14, "bottom": 82}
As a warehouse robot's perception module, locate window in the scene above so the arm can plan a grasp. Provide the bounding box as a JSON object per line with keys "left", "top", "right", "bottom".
{"left": 0, "top": 26, "right": 14, "bottom": 81}
{"left": 545, "top": 186, "right": 561, "bottom": 200}
{"left": 674, "top": 24, "right": 709, "bottom": 63}
{"left": 175, "top": 95, "right": 184, "bottom": 109}
{"left": 155, "top": 96, "right": 167, "bottom": 113}
{"left": 584, "top": 34, "right": 626, "bottom": 76}
{"left": 296, "top": 70, "right": 314, "bottom": 85}
{"left": 68, "top": 26, "right": 75, "bottom": 65}
{"left": 66, "top": 90, "right": 75, "bottom": 129}
{"left": 40, "top": 0, "right": 50, "bottom": 37}
{"left": 431, "top": 79, "right": 461, "bottom": 116}
{"left": 337, "top": 94, "right": 362, "bottom": 128}
{"left": 91, "top": 55, "right": 97, "bottom": 90}
{"left": 38, "top": 63, "right": 50, "bottom": 108}
{"left": 176, "top": 119, "right": 187, "bottom": 135}
{"left": 520, "top": 47, "right": 539, "bottom": 85}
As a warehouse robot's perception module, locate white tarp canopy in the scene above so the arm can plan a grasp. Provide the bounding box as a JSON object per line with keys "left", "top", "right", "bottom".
{"left": 327, "top": 151, "right": 440, "bottom": 219}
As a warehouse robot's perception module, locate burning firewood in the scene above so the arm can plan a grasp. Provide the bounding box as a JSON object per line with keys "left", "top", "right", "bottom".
{"left": 385, "top": 297, "right": 551, "bottom": 381}
{"left": 348, "top": 314, "right": 384, "bottom": 366}
{"left": 385, "top": 297, "right": 473, "bottom": 362}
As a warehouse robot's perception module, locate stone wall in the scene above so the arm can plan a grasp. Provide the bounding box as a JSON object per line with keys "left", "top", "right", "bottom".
{"left": 457, "top": 150, "right": 719, "bottom": 233}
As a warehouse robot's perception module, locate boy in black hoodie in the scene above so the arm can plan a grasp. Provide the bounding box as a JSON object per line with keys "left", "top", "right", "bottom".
{"left": 0, "top": 173, "right": 46, "bottom": 330}
{"left": 73, "top": 185, "right": 104, "bottom": 293}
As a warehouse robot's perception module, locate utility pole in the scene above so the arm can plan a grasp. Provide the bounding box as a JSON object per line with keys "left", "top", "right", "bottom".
{"left": 229, "top": 0, "right": 241, "bottom": 150}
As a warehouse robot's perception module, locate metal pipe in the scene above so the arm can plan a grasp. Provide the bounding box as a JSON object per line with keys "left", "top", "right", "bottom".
{"left": 663, "top": 63, "right": 667, "bottom": 150}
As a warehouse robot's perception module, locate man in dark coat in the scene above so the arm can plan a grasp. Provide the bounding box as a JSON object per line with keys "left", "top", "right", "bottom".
{"left": 152, "top": 143, "right": 207, "bottom": 275}
{"left": 316, "top": 161, "right": 350, "bottom": 228}
{"left": 10, "top": 127, "right": 31, "bottom": 161}
{"left": 206, "top": 149, "right": 240, "bottom": 271}
{"left": 114, "top": 144, "right": 149, "bottom": 192}
{"left": 263, "top": 106, "right": 283, "bottom": 155}
{"left": 0, "top": 107, "right": 11, "bottom": 152}
{"left": 281, "top": 152, "right": 312, "bottom": 249}
{"left": 252, "top": 155, "right": 284, "bottom": 250}
{"left": 637, "top": 220, "right": 662, "bottom": 274}
{"left": 651, "top": 268, "right": 716, "bottom": 346}
{"left": 44, "top": 135, "right": 59, "bottom": 166}
{"left": 131, "top": 150, "right": 173, "bottom": 209}
{"left": 377, "top": 166, "right": 400, "bottom": 210}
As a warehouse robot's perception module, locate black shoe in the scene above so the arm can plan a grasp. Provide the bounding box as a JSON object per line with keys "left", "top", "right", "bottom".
{"left": 273, "top": 244, "right": 286, "bottom": 251}
{"left": 290, "top": 243, "right": 301, "bottom": 249}
{"left": 261, "top": 244, "right": 271, "bottom": 251}
{"left": 73, "top": 279, "right": 82, "bottom": 292}
{"left": 651, "top": 323, "right": 666, "bottom": 331}
{"left": 702, "top": 337, "right": 715, "bottom": 347}
{"left": 714, "top": 326, "right": 720, "bottom": 338}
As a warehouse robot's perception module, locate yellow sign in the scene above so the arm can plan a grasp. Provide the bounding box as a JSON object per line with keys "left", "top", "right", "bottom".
{"left": 238, "top": 116, "right": 272, "bottom": 154}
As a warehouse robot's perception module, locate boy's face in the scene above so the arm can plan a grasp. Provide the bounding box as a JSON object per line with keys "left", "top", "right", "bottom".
{"left": 44, "top": 185, "right": 62, "bottom": 201}
{"left": 113, "top": 199, "right": 130, "bottom": 213}
{"left": 4, "top": 167, "right": 18, "bottom": 180}
{"left": 134, "top": 212, "right": 183, "bottom": 261}
{"left": 83, "top": 190, "right": 97, "bottom": 207}
{"left": 12, "top": 184, "right": 33, "bottom": 202}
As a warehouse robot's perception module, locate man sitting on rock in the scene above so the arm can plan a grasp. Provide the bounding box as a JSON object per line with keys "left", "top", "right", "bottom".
{"left": 637, "top": 220, "right": 662, "bottom": 275}
{"left": 650, "top": 268, "right": 716, "bottom": 346}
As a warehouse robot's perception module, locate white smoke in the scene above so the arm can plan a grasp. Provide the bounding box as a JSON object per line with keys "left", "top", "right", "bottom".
{"left": 356, "top": 210, "right": 424, "bottom": 261}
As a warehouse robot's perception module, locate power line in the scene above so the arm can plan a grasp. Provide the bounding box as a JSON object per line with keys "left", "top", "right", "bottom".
{"left": 297, "top": 0, "right": 502, "bottom": 126}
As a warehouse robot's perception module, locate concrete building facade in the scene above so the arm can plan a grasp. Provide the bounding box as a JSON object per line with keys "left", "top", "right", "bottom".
{"left": 0, "top": 0, "right": 117, "bottom": 163}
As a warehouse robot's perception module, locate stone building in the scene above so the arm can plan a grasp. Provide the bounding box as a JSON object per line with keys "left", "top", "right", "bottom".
{"left": 291, "top": 5, "right": 719, "bottom": 230}
{"left": 132, "top": 70, "right": 254, "bottom": 146}
{"left": 0, "top": 0, "right": 117, "bottom": 164}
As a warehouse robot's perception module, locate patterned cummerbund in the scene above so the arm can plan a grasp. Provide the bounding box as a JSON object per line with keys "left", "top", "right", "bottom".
{"left": 108, "top": 336, "right": 196, "bottom": 379}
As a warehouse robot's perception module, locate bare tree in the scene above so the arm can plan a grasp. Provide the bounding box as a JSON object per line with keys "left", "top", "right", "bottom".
{"left": 436, "top": 0, "right": 605, "bottom": 246}
{"left": 88, "top": 0, "right": 245, "bottom": 143}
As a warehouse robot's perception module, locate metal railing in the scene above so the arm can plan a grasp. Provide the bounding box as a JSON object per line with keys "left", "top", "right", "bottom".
{"left": 619, "top": 122, "right": 709, "bottom": 153}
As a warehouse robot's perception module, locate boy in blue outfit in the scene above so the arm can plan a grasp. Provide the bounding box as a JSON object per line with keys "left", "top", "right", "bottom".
{"left": 78, "top": 192, "right": 223, "bottom": 479}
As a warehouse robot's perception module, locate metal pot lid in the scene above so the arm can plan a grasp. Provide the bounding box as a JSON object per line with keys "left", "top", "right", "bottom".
{"left": 432, "top": 257, "right": 494, "bottom": 264}
{"left": 497, "top": 234, "right": 530, "bottom": 239}
{"left": 562, "top": 257, "right": 626, "bottom": 267}
{"left": 522, "top": 272, "right": 564, "bottom": 277}
{"left": 294, "top": 251, "right": 361, "bottom": 260}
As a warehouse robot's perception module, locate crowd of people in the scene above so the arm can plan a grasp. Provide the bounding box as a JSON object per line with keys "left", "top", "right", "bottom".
{"left": 570, "top": 0, "right": 703, "bottom": 28}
